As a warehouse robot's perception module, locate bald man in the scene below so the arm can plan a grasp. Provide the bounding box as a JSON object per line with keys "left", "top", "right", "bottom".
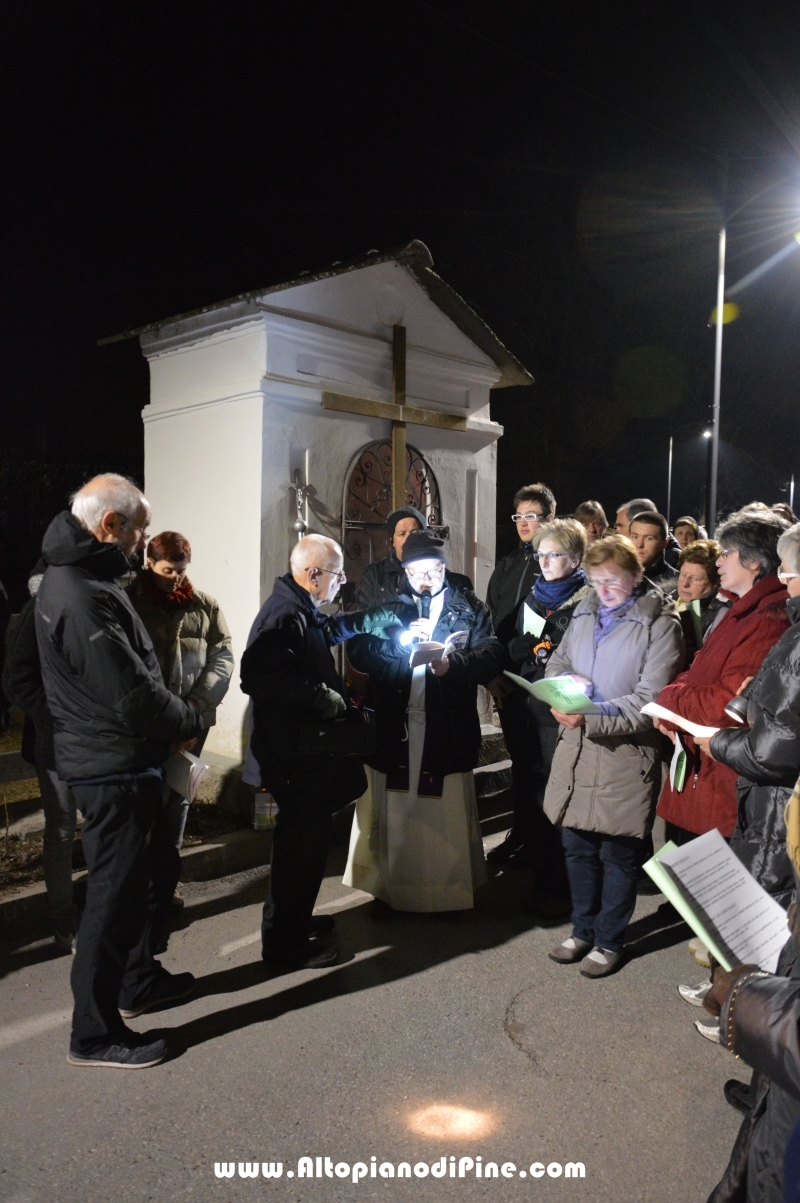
{"left": 241, "top": 535, "right": 401, "bottom": 968}
{"left": 36, "top": 475, "right": 204, "bottom": 1069}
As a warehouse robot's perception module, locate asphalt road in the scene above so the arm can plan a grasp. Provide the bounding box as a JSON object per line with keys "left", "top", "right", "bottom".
{"left": 0, "top": 841, "right": 744, "bottom": 1203}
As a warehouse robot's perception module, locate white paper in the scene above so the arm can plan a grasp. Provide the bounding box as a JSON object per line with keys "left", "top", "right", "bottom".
{"left": 164, "top": 750, "right": 210, "bottom": 802}
{"left": 408, "top": 630, "right": 468, "bottom": 668}
{"left": 522, "top": 604, "right": 546, "bottom": 638}
{"left": 641, "top": 700, "right": 720, "bottom": 739}
{"left": 658, "top": 828, "right": 790, "bottom": 973}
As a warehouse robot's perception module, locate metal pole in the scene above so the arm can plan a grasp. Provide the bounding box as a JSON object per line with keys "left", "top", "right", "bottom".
{"left": 708, "top": 224, "right": 726, "bottom": 537}
{"left": 666, "top": 435, "right": 674, "bottom": 528}
{"left": 791, "top": 473, "right": 796, "bottom": 514}
{"left": 391, "top": 324, "right": 407, "bottom": 512}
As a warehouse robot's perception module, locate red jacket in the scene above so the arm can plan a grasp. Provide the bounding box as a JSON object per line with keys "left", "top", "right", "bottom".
{"left": 656, "top": 575, "right": 789, "bottom": 837}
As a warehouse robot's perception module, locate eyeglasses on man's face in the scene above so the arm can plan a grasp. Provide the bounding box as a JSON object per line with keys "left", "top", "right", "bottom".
{"left": 406, "top": 566, "right": 445, "bottom": 582}
{"left": 533, "top": 551, "right": 570, "bottom": 563}
{"left": 717, "top": 548, "right": 735, "bottom": 560}
{"left": 316, "top": 566, "right": 347, "bottom": 584}
{"left": 512, "top": 510, "right": 547, "bottom": 524}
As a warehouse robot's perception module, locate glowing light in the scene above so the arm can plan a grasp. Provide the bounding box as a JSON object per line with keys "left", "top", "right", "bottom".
{"left": 794, "top": 232, "right": 800, "bottom": 245}
{"left": 703, "top": 430, "right": 712, "bottom": 438}
{"left": 398, "top": 629, "right": 414, "bottom": 648}
{"left": 407, "top": 1105, "right": 496, "bottom": 1140}
{"left": 709, "top": 302, "right": 740, "bottom": 325}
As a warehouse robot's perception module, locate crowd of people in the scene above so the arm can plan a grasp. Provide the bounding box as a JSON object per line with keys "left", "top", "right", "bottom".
{"left": 2, "top": 471, "right": 800, "bottom": 1200}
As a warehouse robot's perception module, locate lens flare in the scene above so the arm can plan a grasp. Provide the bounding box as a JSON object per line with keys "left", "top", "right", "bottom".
{"left": 407, "top": 1105, "right": 496, "bottom": 1140}
{"left": 709, "top": 302, "right": 740, "bottom": 325}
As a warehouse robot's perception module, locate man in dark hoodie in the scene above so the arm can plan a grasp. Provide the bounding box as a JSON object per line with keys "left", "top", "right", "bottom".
{"left": 36, "top": 474, "right": 203, "bottom": 1070}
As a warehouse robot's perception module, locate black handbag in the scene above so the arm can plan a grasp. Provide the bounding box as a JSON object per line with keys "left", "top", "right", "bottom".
{"left": 291, "top": 706, "right": 376, "bottom": 759}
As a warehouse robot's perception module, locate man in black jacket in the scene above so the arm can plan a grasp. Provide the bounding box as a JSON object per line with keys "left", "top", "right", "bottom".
{"left": 629, "top": 512, "right": 679, "bottom": 593}
{"left": 36, "top": 475, "right": 203, "bottom": 1070}
{"left": 241, "top": 534, "right": 400, "bottom": 968}
{"left": 355, "top": 506, "right": 472, "bottom": 607}
{"left": 485, "top": 483, "right": 553, "bottom": 866}
{"left": 3, "top": 562, "right": 78, "bottom": 950}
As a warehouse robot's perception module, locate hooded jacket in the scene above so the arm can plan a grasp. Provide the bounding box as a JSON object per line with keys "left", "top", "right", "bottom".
{"left": 706, "top": 594, "right": 800, "bottom": 906}
{"left": 35, "top": 512, "right": 202, "bottom": 782}
{"left": 127, "top": 572, "right": 234, "bottom": 727}
{"left": 347, "top": 579, "right": 504, "bottom": 777}
{"left": 543, "top": 583, "right": 685, "bottom": 839}
{"left": 656, "top": 574, "right": 790, "bottom": 838}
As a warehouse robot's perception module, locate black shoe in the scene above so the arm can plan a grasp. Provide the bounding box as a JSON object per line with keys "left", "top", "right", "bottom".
{"left": 119, "top": 971, "right": 196, "bottom": 1019}
{"left": 309, "top": 915, "right": 336, "bottom": 938}
{"left": 68, "top": 1036, "right": 167, "bottom": 1070}
{"left": 262, "top": 941, "right": 339, "bottom": 969}
{"left": 486, "top": 832, "right": 524, "bottom": 865}
{"left": 724, "top": 1079, "right": 752, "bottom": 1114}
{"left": 522, "top": 895, "right": 572, "bottom": 924}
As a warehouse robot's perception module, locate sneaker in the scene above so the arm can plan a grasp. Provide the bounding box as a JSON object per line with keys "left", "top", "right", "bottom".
{"left": 309, "top": 915, "right": 336, "bottom": 938}
{"left": 724, "top": 1079, "right": 752, "bottom": 1114}
{"left": 67, "top": 1036, "right": 167, "bottom": 1070}
{"left": 694, "top": 1019, "right": 721, "bottom": 1043}
{"left": 549, "top": 936, "right": 593, "bottom": 964}
{"left": 678, "top": 980, "right": 712, "bottom": 1007}
{"left": 580, "top": 947, "right": 623, "bottom": 978}
{"left": 262, "top": 941, "right": 339, "bottom": 969}
{"left": 54, "top": 928, "right": 77, "bottom": 955}
{"left": 119, "top": 971, "right": 196, "bottom": 1019}
{"left": 688, "top": 936, "right": 711, "bottom": 968}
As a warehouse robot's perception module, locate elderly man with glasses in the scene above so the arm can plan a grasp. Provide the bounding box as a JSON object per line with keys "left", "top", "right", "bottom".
{"left": 343, "top": 530, "right": 504, "bottom": 913}
{"left": 241, "top": 534, "right": 402, "bottom": 969}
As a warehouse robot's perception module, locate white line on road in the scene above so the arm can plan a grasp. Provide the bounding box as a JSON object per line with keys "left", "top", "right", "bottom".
{"left": 217, "top": 890, "right": 373, "bottom": 956}
{"left": 0, "top": 1008, "right": 72, "bottom": 1051}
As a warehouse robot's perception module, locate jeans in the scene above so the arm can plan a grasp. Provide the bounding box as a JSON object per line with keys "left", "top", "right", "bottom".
{"left": 561, "top": 826, "right": 644, "bottom": 953}
{"left": 69, "top": 777, "right": 168, "bottom": 1053}
{"left": 36, "top": 764, "right": 78, "bottom": 930}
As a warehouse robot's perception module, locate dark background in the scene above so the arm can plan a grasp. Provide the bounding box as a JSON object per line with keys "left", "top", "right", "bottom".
{"left": 3, "top": 1, "right": 800, "bottom": 605}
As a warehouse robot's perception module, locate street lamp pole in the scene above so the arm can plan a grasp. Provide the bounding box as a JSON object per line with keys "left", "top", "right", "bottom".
{"left": 708, "top": 223, "right": 726, "bottom": 537}
{"left": 666, "top": 435, "right": 674, "bottom": 527}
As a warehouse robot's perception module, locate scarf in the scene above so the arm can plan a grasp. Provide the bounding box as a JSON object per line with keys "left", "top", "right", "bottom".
{"left": 533, "top": 566, "right": 587, "bottom": 612}
{"left": 141, "top": 569, "right": 195, "bottom": 611}
{"left": 594, "top": 590, "right": 638, "bottom": 643}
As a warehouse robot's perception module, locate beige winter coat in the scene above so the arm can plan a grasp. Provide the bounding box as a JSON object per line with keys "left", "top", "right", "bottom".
{"left": 543, "top": 584, "right": 684, "bottom": 839}
{"left": 127, "top": 576, "right": 234, "bottom": 728}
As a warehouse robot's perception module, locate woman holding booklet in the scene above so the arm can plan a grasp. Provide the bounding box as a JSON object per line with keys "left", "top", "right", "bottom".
{"left": 343, "top": 531, "right": 504, "bottom": 912}
{"left": 542, "top": 535, "right": 684, "bottom": 977}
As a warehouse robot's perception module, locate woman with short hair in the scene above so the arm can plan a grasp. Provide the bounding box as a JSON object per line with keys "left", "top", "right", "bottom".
{"left": 128, "top": 532, "right": 234, "bottom": 912}
{"left": 504, "top": 519, "right": 592, "bottom": 916}
{"left": 573, "top": 500, "right": 608, "bottom": 545}
{"left": 543, "top": 535, "right": 684, "bottom": 977}
{"left": 673, "top": 516, "right": 701, "bottom": 550}
{"left": 673, "top": 539, "right": 726, "bottom": 660}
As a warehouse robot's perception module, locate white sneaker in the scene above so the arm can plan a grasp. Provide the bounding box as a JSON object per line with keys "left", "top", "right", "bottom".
{"left": 687, "top": 937, "right": 711, "bottom": 967}
{"left": 678, "top": 980, "right": 711, "bottom": 1007}
{"left": 694, "top": 1019, "right": 721, "bottom": 1044}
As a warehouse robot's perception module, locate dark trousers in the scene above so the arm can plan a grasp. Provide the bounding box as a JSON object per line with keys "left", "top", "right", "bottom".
{"left": 561, "top": 826, "right": 644, "bottom": 953}
{"left": 70, "top": 777, "right": 167, "bottom": 1053}
{"left": 498, "top": 692, "right": 568, "bottom": 895}
{"left": 36, "top": 762, "right": 78, "bottom": 929}
{"left": 261, "top": 757, "right": 366, "bottom": 956}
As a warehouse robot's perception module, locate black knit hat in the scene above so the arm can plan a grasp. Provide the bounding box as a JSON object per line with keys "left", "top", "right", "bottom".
{"left": 386, "top": 506, "right": 426, "bottom": 540}
{"left": 401, "top": 530, "right": 447, "bottom": 564}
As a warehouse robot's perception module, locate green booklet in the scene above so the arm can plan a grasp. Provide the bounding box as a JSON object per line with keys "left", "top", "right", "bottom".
{"left": 503, "top": 671, "right": 599, "bottom": 714}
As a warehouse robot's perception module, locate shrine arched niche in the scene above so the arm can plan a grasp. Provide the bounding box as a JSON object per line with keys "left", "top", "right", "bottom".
{"left": 342, "top": 441, "right": 445, "bottom": 601}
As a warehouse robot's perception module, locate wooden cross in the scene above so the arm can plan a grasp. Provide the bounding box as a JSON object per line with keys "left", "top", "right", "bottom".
{"left": 321, "top": 323, "right": 467, "bottom": 512}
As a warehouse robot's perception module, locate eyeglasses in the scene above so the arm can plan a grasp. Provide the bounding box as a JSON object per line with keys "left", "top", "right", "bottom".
{"left": 717, "top": 549, "right": 734, "bottom": 560}
{"left": 405, "top": 566, "right": 444, "bottom": 581}
{"left": 534, "top": 551, "right": 570, "bottom": 563}
{"left": 116, "top": 513, "right": 149, "bottom": 538}
{"left": 511, "top": 512, "right": 547, "bottom": 524}
{"left": 587, "top": 577, "right": 627, "bottom": 589}
{"left": 778, "top": 570, "right": 799, "bottom": 583}
{"left": 316, "top": 566, "right": 347, "bottom": 584}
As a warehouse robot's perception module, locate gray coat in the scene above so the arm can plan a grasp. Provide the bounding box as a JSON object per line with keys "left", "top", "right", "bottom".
{"left": 543, "top": 584, "right": 685, "bottom": 838}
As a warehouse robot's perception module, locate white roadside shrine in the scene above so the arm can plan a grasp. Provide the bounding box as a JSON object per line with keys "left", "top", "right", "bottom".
{"left": 106, "top": 241, "right": 533, "bottom": 762}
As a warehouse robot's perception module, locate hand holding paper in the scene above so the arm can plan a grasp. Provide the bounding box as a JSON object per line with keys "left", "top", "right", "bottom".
{"left": 641, "top": 700, "right": 720, "bottom": 740}
{"left": 503, "top": 671, "right": 599, "bottom": 714}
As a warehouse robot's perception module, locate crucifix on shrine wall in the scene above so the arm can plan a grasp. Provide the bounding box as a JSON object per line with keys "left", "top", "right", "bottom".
{"left": 321, "top": 322, "right": 468, "bottom": 514}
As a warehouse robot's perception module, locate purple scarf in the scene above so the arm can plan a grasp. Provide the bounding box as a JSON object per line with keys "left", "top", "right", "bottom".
{"left": 594, "top": 592, "right": 637, "bottom": 643}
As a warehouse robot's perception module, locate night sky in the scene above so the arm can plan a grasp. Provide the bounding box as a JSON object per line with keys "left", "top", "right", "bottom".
{"left": 3, "top": 1, "right": 800, "bottom": 602}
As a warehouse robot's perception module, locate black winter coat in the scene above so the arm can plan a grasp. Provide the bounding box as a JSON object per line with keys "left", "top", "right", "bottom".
{"left": 355, "top": 552, "right": 472, "bottom": 608}
{"left": 35, "top": 512, "right": 202, "bottom": 782}
{"left": 0, "top": 577, "right": 11, "bottom": 726}
{"left": 347, "top": 581, "right": 504, "bottom": 777}
{"left": 710, "top": 595, "right": 800, "bottom": 907}
{"left": 241, "top": 574, "right": 376, "bottom": 792}
{"left": 2, "top": 596, "right": 55, "bottom": 769}
{"left": 486, "top": 544, "right": 539, "bottom": 646}
{"left": 508, "top": 580, "right": 594, "bottom": 729}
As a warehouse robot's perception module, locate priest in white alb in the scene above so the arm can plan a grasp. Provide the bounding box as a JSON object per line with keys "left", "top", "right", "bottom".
{"left": 343, "top": 531, "right": 503, "bottom": 912}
